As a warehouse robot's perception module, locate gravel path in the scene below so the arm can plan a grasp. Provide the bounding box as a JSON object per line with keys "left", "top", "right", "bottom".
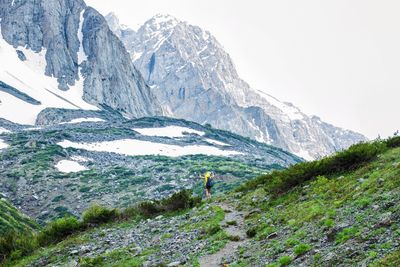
{"left": 199, "top": 202, "right": 248, "bottom": 267}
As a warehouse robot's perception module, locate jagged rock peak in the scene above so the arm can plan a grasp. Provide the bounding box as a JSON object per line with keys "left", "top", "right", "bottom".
{"left": 106, "top": 12, "right": 367, "bottom": 159}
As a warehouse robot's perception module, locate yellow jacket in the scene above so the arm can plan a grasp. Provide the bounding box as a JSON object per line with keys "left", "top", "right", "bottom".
{"left": 204, "top": 171, "right": 211, "bottom": 186}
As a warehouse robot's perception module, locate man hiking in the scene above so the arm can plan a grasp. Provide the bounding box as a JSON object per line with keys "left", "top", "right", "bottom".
{"left": 203, "top": 171, "right": 215, "bottom": 198}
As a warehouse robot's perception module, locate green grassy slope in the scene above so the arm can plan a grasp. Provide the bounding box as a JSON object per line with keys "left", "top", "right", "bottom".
{"left": 232, "top": 140, "right": 400, "bottom": 266}
{"left": 5, "top": 137, "right": 400, "bottom": 266}
{"left": 0, "top": 198, "right": 39, "bottom": 235}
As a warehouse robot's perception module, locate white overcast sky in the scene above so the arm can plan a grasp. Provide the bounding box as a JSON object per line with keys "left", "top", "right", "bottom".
{"left": 86, "top": 0, "right": 400, "bottom": 139}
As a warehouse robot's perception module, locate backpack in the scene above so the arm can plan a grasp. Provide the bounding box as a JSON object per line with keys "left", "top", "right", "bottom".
{"left": 206, "top": 177, "right": 215, "bottom": 187}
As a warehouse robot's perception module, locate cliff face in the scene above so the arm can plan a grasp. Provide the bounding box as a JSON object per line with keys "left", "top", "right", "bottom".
{"left": 0, "top": 0, "right": 162, "bottom": 119}
{"left": 107, "top": 13, "right": 366, "bottom": 159}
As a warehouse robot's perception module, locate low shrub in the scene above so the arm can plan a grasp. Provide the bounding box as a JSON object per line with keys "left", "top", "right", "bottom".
{"left": 294, "top": 243, "right": 312, "bottom": 256}
{"left": 278, "top": 255, "right": 292, "bottom": 266}
{"left": 82, "top": 204, "right": 119, "bottom": 226}
{"left": 137, "top": 201, "right": 160, "bottom": 218}
{"left": 205, "top": 225, "right": 222, "bottom": 236}
{"left": 79, "top": 256, "right": 105, "bottom": 267}
{"left": 321, "top": 218, "right": 335, "bottom": 228}
{"left": 228, "top": 235, "right": 241, "bottom": 241}
{"left": 161, "top": 190, "right": 199, "bottom": 211}
{"left": 335, "top": 227, "right": 359, "bottom": 244}
{"left": 246, "top": 227, "right": 257, "bottom": 238}
{"left": 226, "top": 220, "right": 237, "bottom": 226}
{"left": 0, "top": 231, "right": 38, "bottom": 262}
{"left": 386, "top": 136, "right": 400, "bottom": 148}
{"left": 37, "top": 216, "right": 81, "bottom": 246}
{"left": 136, "top": 190, "right": 200, "bottom": 218}
{"left": 284, "top": 238, "right": 299, "bottom": 248}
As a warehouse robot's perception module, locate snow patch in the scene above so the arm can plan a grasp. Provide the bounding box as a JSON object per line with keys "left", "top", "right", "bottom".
{"left": 0, "top": 127, "right": 11, "bottom": 134}
{"left": 248, "top": 118, "right": 266, "bottom": 143}
{"left": 77, "top": 10, "right": 87, "bottom": 64}
{"left": 55, "top": 159, "right": 88, "bottom": 173}
{"left": 294, "top": 148, "right": 314, "bottom": 161}
{"left": 256, "top": 90, "right": 304, "bottom": 121}
{"left": 57, "top": 139, "right": 243, "bottom": 157}
{"left": 204, "top": 138, "right": 230, "bottom": 146}
{"left": 131, "top": 51, "right": 143, "bottom": 61}
{"left": 0, "top": 139, "right": 8, "bottom": 150}
{"left": 60, "top": 117, "right": 105, "bottom": 124}
{"left": 133, "top": 126, "right": 205, "bottom": 138}
{"left": 70, "top": 155, "right": 90, "bottom": 162}
{"left": 23, "top": 127, "right": 42, "bottom": 131}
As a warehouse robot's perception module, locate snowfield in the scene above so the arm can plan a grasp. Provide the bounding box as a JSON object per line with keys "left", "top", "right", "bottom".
{"left": 57, "top": 139, "right": 242, "bottom": 157}
{"left": 0, "top": 28, "right": 98, "bottom": 125}
{"left": 133, "top": 126, "right": 205, "bottom": 138}
{"left": 55, "top": 159, "right": 88, "bottom": 173}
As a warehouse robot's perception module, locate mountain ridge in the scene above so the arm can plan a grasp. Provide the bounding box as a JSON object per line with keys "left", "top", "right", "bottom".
{"left": 106, "top": 12, "right": 367, "bottom": 160}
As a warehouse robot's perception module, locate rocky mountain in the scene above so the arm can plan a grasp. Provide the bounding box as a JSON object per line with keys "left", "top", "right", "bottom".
{"left": 0, "top": 0, "right": 162, "bottom": 126}
{"left": 106, "top": 13, "right": 367, "bottom": 160}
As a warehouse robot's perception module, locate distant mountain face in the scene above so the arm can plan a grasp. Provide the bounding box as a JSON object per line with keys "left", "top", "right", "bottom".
{"left": 0, "top": 0, "right": 162, "bottom": 126}
{"left": 106, "top": 13, "right": 367, "bottom": 160}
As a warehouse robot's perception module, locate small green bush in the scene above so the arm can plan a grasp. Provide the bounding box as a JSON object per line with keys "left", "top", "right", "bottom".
{"left": 82, "top": 204, "right": 118, "bottom": 226}
{"left": 137, "top": 201, "right": 160, "bottom": 218}
{"left": 386, "top": 136, "right": 400, "bottom": 148}
{"left": 205, "top": 225, "right": 222, "bottom": 235}
{"left": 321, "top": 218, "right": 335, "bottom": 228}
{"left": 79, "top": 256, "right": 105, "bottom": 267}
{"left": 38, "top": 216, "right": 81, "bottom": 246}
{"left": 294, "top": 243, "right": 312, "bottom": 256}
{"left": 136, "top": 190, "right": 200, "bottom": 218}
{"left": 355, "top": 197, "right": 371, "bottom": 209}
{"left": 0, "top": 231, "right": 38, "bottom": 262}
{"left": 226, "top": 220, "right": 237, "bottom": 226}
{"left": 161, "top": 190, "right": 197, "bottom": 211}
{"left": 284, "top": 237, "right": 299, "bottom": 247}
{"left": 228, "top": 235, "right": 241, "bottom": 241}
{"left": 278, "top": 255, "right": 292, "bottom": 266}
{"left": 246, "top": 227, "right": 257, "bottom": 238}
{"left": 335, "top": 227, "right": 359, "bottom": 244}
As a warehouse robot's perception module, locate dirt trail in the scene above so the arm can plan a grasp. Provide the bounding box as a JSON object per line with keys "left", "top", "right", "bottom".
{"left": 199, "top": 202, "right": 248, "bottom": 267}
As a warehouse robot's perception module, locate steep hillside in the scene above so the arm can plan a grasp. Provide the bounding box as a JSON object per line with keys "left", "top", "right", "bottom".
{"left": 0, "top": 0, "right": 162, "bottom": 126}
{"left": 0, "top": 109, "right": 300, "bottom": 223}
{"left": 106, "top": 13, "right": 366, "bottom": 160}
{"left": 0, "top": 198, "right": 39, "bottom": 235}
{"left": 5, "top": 137, "right": 399, "bottom": 266}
